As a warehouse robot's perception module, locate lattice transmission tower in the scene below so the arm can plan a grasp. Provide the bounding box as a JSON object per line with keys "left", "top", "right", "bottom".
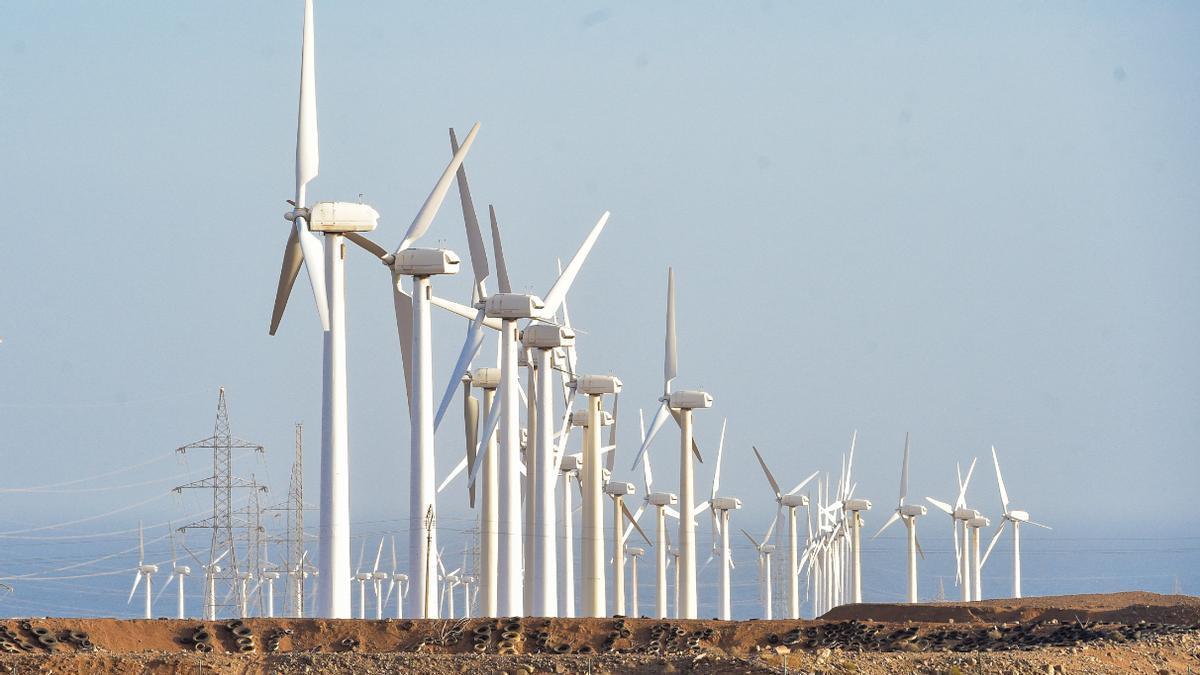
{"left": 174, "top": 387, "right": 267, "bottom": 619}
{"left": 267, "top": 422, "right": 314, "bottom": 616}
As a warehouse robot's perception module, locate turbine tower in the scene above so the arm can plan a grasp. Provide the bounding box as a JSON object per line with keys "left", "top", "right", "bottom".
{"left": 626, "top": 545, "right": 645, "bottom": 617}
{"left": 266, "top": 0, "right": 381, "bottom": 618}
{"left": 606, "top": 479, "right": 652, "bottom": 616}
{"left": 874, "top": 433, "right": 927, "bottom": 604}
{"left": 743, "top": 525, "right": 776, "bottom": 619}
{"left": 705, "top": 419, "right": 740, "bottom": 621}
{"left": 126, "top": 522, "right": 157, "bottom": 619}
{"left": 982, "top": 445, "right": 1051, "bottom": 599}
{"left": 751, "top": 446, "right": 818, "bottom": 619}
{"left": 558, "top": 453, "right": 583, "bottom": 617}
{"left": 926, "top": 458, "right": 979, "bottom": 602}
{"left": 627, "top": 409, "right": 679, "bottom": 619}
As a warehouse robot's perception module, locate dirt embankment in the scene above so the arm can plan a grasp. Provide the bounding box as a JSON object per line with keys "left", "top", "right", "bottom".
{"left": 0, "top": 592, "right": 1196, "bottom": 674}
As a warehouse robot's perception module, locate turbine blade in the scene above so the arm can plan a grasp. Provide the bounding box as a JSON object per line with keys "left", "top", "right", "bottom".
{"left": 344, "top": 232, "right": 388, "bottom": 260}
{"left": 664, "top": 267, "right": 677, "bottom": 389}
{"left": 622, "top": 500, "right": 653, "bottom": 545}
{"left": 489, "top": 206, "right": 512, "bottom": 294}
{"left": 465, "top": 394, "right": 480, "bottom": 508}
{"left": 391, "top": 536, "right": 397, "bottom": 573}
{"left": 873, "top": 511, "right": 901, "bottom": 539}
{"left": 711, "top": 418, "right": 727, "bottom": 499}
{"left": 392, "top": 276, "right": 414, "bottom": 406}
{"left": 740, "top": 528, "right": 760, "bottom": 549}
{"left": 900, "top": 432, "right": 910, "bottom": 506}
{"left": 667, "top": 406, "right": 704, "bottom": 463}
{"left": 787, "top": 470, "right": 820, "bottom": 497}
{"left": 269, "top": 228, "right": 304, "bottom": 336}
{"left": 127, "top": 572, "right": 143, "bottom": 604}
{"left": 926, "top": 497, "right": 953, "bottom": 515}
{"left": 957, "top": 457, "right": 978, "bottom": 509}
{"left": 764, "top": 510, "right": 779, "bottom": 545}
{"left": 291, "top": 0, "right": 329, "bottom": 331}
{"left": 355, "top": 539, "right": 366, "bottom": 574}
{"left": 433, "top": 309, "right": 488, "bottom": 430}
{"left": 751, "top": 446, "right": 782, "bottom": 498}
{"left": 630, "top": 402, "right": 670, "bottom": 471}
{"left": 539, "top": 211, "right": 610, "bottom": 317}
{"left": 372, "top": 538, "right": 384, "bottom": 574}
{"left": 663, "top": 505, "right": 680, "bottom": 520}
{"left": 1026, "top": 520, "right": 1052, "bottom": 530}
{"left": 980, "top": 520, "right": 1007, "bottom": 568}
{"left": 914, "top": 531, "right": 926, "bottom": 560}
{"left": 467, "top": 394, "right": 503, "bottom": 490}
{"left": 394, "top": 122, "right": 481, "bottom": 254}
{"left": 606, "top": 391, "right": 620, "bottom": 475}
{"left": 449, "top": 127, "right": 489, "bottom": 290}
{"left": 991, "top": 445, "right": 1010, "bottom": 514}
{"left": 438, "top": 455, "right": 469, "bottom": 494}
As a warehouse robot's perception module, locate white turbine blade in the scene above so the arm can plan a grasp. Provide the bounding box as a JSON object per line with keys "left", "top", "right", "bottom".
{"left": 390, "top": 536, "right": 398, "bottom": 572}
{"left": 489, "top": 206, "right": 512, "bottom": 294}
{"left": 914, "top": 531, "right": 926, "bottom": 560}
{"left": 126, "top": 572, "right": 143, "bottom": 604}
{"left": 605, "top": 391, "right": 620, "bottom": 475}
{"left": 1026, "top": 520, "right": 1052, "bottom": 530}
{"left": 138, "top": 521, "right": 145, "bottom": 565}
{"left": 465, "top": 391, "right": 480, "bottom": 508}
{"left": 844, "top": 430, "right": 857, "bottom": 499}
{"left": 623, "top": 504, "right": 647, "bottom": 544}
{"left": 394, "top": 122, "right": 481, "bottom": 254}
{"left": 763, "top": 510, "right": 779, "bottom": 545}
{"left": 899, "top": 432, "right": 911, "bottom": 506}
{"left": 384, "top": 579, "right": 396, "bottom": 604}
{"left": 663, "top": 505, "right": 680, "bottom": 520}
{"left": 392, "top": 277, "right": 414, "bottom": 406}
{"left": 539, "top": 211, "right": 610, "bottom": 318}
{"left": 344, "top": 231, "right": 389, "bottom": 260}
{"left": 354, "top": 539, "right": 366, "bottom": 575}
{"left": 433, "top": 309, "right": 488, "bottom": 430}
{"left": 154, "top": 573, "right": 175, "bottom": 604}
{"left": 711, "top": 418, "right": 727, "bottom": 499}
{"left": 953, "top": 521, "right": 962, "bottom": 584}
{"left": 622, "top": 501, "right": 653, "bottom": 545}
{"left": 630, "top": 402, "right": 670, "bottom": 470}
{"left": 700, "top": 552, "right": 715, "bottom": 574}
{"left": 787, "top": 470, "right": 819, "bottom": 497}
{"left": 957, "top": 457, "right": 978, "bottom": 509}
{"left": 873, "top": 511, "right": 902, "bottom": 538}
{"left": 664, "top": 267, "right": 677, "bottom": 390}
{"left": 982, "top": 520, "right": 1007, "bottom": 568}
{"left": 751, "top": 445, "right": 782, "bottom": 498}
{"left": 740, "top": 528, "right": 761, "bottom": 549}
{"left": 991, "top": 445, "right": 1010, "bottom": 514}
{"left": 641, "top": 417, "right": 654, "bottom": 495}
{"left": 290, "top": 0, "right": 329, "bottom": 332}
{"left": 693, "top": 501, "right": 710, "bottom": 517}
{"left": 449, "top": 127, "right": 489, "bottom": 290}
{"left": 213, "top": 548, "right": 231, "bottom": 567}
{"left": 269, "top": 228, "right": 304, "bottom": 336}
{"left": 438, "top": 456, "right": 469, "bottom": 494}
{"left": 926, "top": 497, "right": 953, "bottom": 515}
{"left": 467, "top": 394, "right": 503, "bottom": 490}
{"left": 668, "top": 406, "right": 705, "bottom": 463}
{"left": 372, "top": 537, "right": 385, "bottom": 573}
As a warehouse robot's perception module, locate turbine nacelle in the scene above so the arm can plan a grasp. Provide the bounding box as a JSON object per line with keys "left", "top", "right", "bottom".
{"left": 647, "top": 491, "right": 678, "bottom": 506}
{"left": 710, "top": 496, "right": 742, "bottom": 511}
{"left": 485, "top": 293, "right": 545, "bottom": 319}
{"left": 522, "top": 324, "right": 575, "bottom": 349}
{"left": 570, "top": 410, "right": 613, "bottom": 427}
{"left": 760, "top": 544, "right": 776, "bottom": 554}
{"left": 604, "top": 481, "right": 636, "bottom": 496}
{"left": 968, "top": 516, "right": 991, "bottom": 528}
{"left": 139, "top": 564, "right": 159, "bottom": 575}
{"left": 900, "top": 504, "right": 927, "bottom": 517}
{"left": 1008, "top": 509, "right": 1030, "bottom": 522}
{"left": 844, "top": 498, "right": 872, "bottom": 512}
{"left": 355, "top": 572, "right": 372, "bottom": 582}
{"left": 575, "top": 375, "right": 623, "bottom": 396}
{"left": 954, "top": 507, "right": 980, "bottom": 521}
{"left": 668, "top": 390, "right": 712, "bottom": 410}
{"left": 560, "top": 454, "right": 582, "bottom": 473}
{"left": 261, "top": 571, "right": 281, "bottom": 580}
{"left": 780, "top": 494, "right": 809, "bottom": 508}
{"left": 286, "top": 201, "right": 380, "bottom": 233}
{"left": 470, "top": 367, "right": 501, "bottom": 389}
{"left": 626, "top": 546, "right": 645, "bottom": 557}
{"left": 392, "top": 248, "right": 460, "bottom": 277}
{"left": 174, "top": 565, "right": 192, "bottom": 576}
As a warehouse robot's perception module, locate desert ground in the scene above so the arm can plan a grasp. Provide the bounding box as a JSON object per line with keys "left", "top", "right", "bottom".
{"left": 1, "top": 592, "right": 1197, "bottom": 674}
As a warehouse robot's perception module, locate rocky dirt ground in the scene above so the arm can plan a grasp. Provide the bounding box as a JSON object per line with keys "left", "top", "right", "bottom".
{"left": 0, "top": 592, "right": 1196, "bottom": 674}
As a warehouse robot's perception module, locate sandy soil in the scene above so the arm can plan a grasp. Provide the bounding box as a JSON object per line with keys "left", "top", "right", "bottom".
{"left": 0, "top": 592, "right": 1196, "bottom": 674}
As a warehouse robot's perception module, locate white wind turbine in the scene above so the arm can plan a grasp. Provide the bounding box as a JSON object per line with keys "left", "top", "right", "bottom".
{"left": 201, "top": 549, "right": 231, "bottom": 621}
{"left": 630, "top": 267, "right": 711, "bottom": 619}
{"left": 338, "top": 123, "right": 483, "bottom": 619}
{"left": 926, "top": 458, "right": 979, "bottom": 602}
{"left": 982, "top": 445, "right": 1051, "bottom": 599}
{"left": 703, "top": 419, "right": 741, "bottom": 620}
{"left": 558, "top": 453, "right": 583, "bottom": 617}
{"left": 627, "top": 408, "right": 679, "bottom": 619}
{"left": 352, "top": 539, "right": 371, "bottom": 619}
{"left": 626, "top": 545, "right": 645, "bottom": 617}
{"left": 821, "top": 432, "right": 871, "bottom": 605}
{"left": 751, "top": 446, "right": 818, "bottom": 619}
{"left": 369, "top": 537, "right": 388, "bottom": 619}
{"left": 266, "top": 0, "right": 382, "bottom": 619}
{"left": 742, "top": 522, "right": 777, "bottom": 620}
{"left": 607, "top": 476, "right": 653, "bottom": 617}
{"left": 873, "top": 433, "right": 927, "bottom": 604}
{"left": 155, "top": 526, "right": 190, "bottom": 619}
{"left": 288, "top": 550, "right": 316, "bottom": 618}
{"left": 126, "top": 522, "right": 157, "bottom": 619}
{"left": 383, "top": 537, "right": 408, "bottom": 619}
{"left": 440, "top": 206, "right": 610, "bottom": 617}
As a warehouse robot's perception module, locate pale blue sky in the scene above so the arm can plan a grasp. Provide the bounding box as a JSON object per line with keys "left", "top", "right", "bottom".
{"left": 1, "top": 3, "right": 1198, "bottom": 612}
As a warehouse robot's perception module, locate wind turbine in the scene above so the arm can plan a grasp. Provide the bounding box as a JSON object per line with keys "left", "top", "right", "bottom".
{"left": 704, "top": 419, "right": 740, "bottom": 620}
{"left": 627, "top": 408, "right": 679, "bottom": 618}
{"left": 558, "top": 453, "right": 583, "bottom": 617}
{"left": 261, "top": 566, "right": 281, "bottom": 618}
{"left": 369, "top": 537, "right": 388, "bottom": 619}
{"left": 751, "top": 446, "right": 818, "bottom": 619}
{"left": 926, "top": 458, "right": 979, "bottom": 602}
{"left": 352, "top": 539, "right": 371, "bottom": 619}
{"left": 606, "top": 478, "right": 652, "bottom": 616}
{"left": 982, "top": 445, "right": 1051, "bottom": 599}
{"left": 576, "top": 375, "right": 620, "bottom": 617}
{"left": 626, "top": 545, "right": 645, "bottom": 617}
{"left": 742, "top": 523, "right": 777, "bottom": 619}
{"left": 383, "top": 536, "right": 408, "bottom": 618}
{"left": 266, "top": 0, "right": 382, "bottom": 619}
{"left": 444, "top": 207, "right": 610, "bottom": 617}
{"left": 202, "top": 549, "right": 231, "bottom": 621}
{"left": 630, "top": 267, "right": 711, "bottom": 619}
{"left": 126, "top": 522, "right": 157, "bottom": 619}
{"left": 288, "top": 550, "right": 316, "bottom": 618}
{"left": 967, "top": 514, "right": 990, "bottom": 601}
{"left": 157, "top": 525, "right": 190, "bottom": 619}
{"left": 873, "top": 433, "right": 927, "bottom": 604}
